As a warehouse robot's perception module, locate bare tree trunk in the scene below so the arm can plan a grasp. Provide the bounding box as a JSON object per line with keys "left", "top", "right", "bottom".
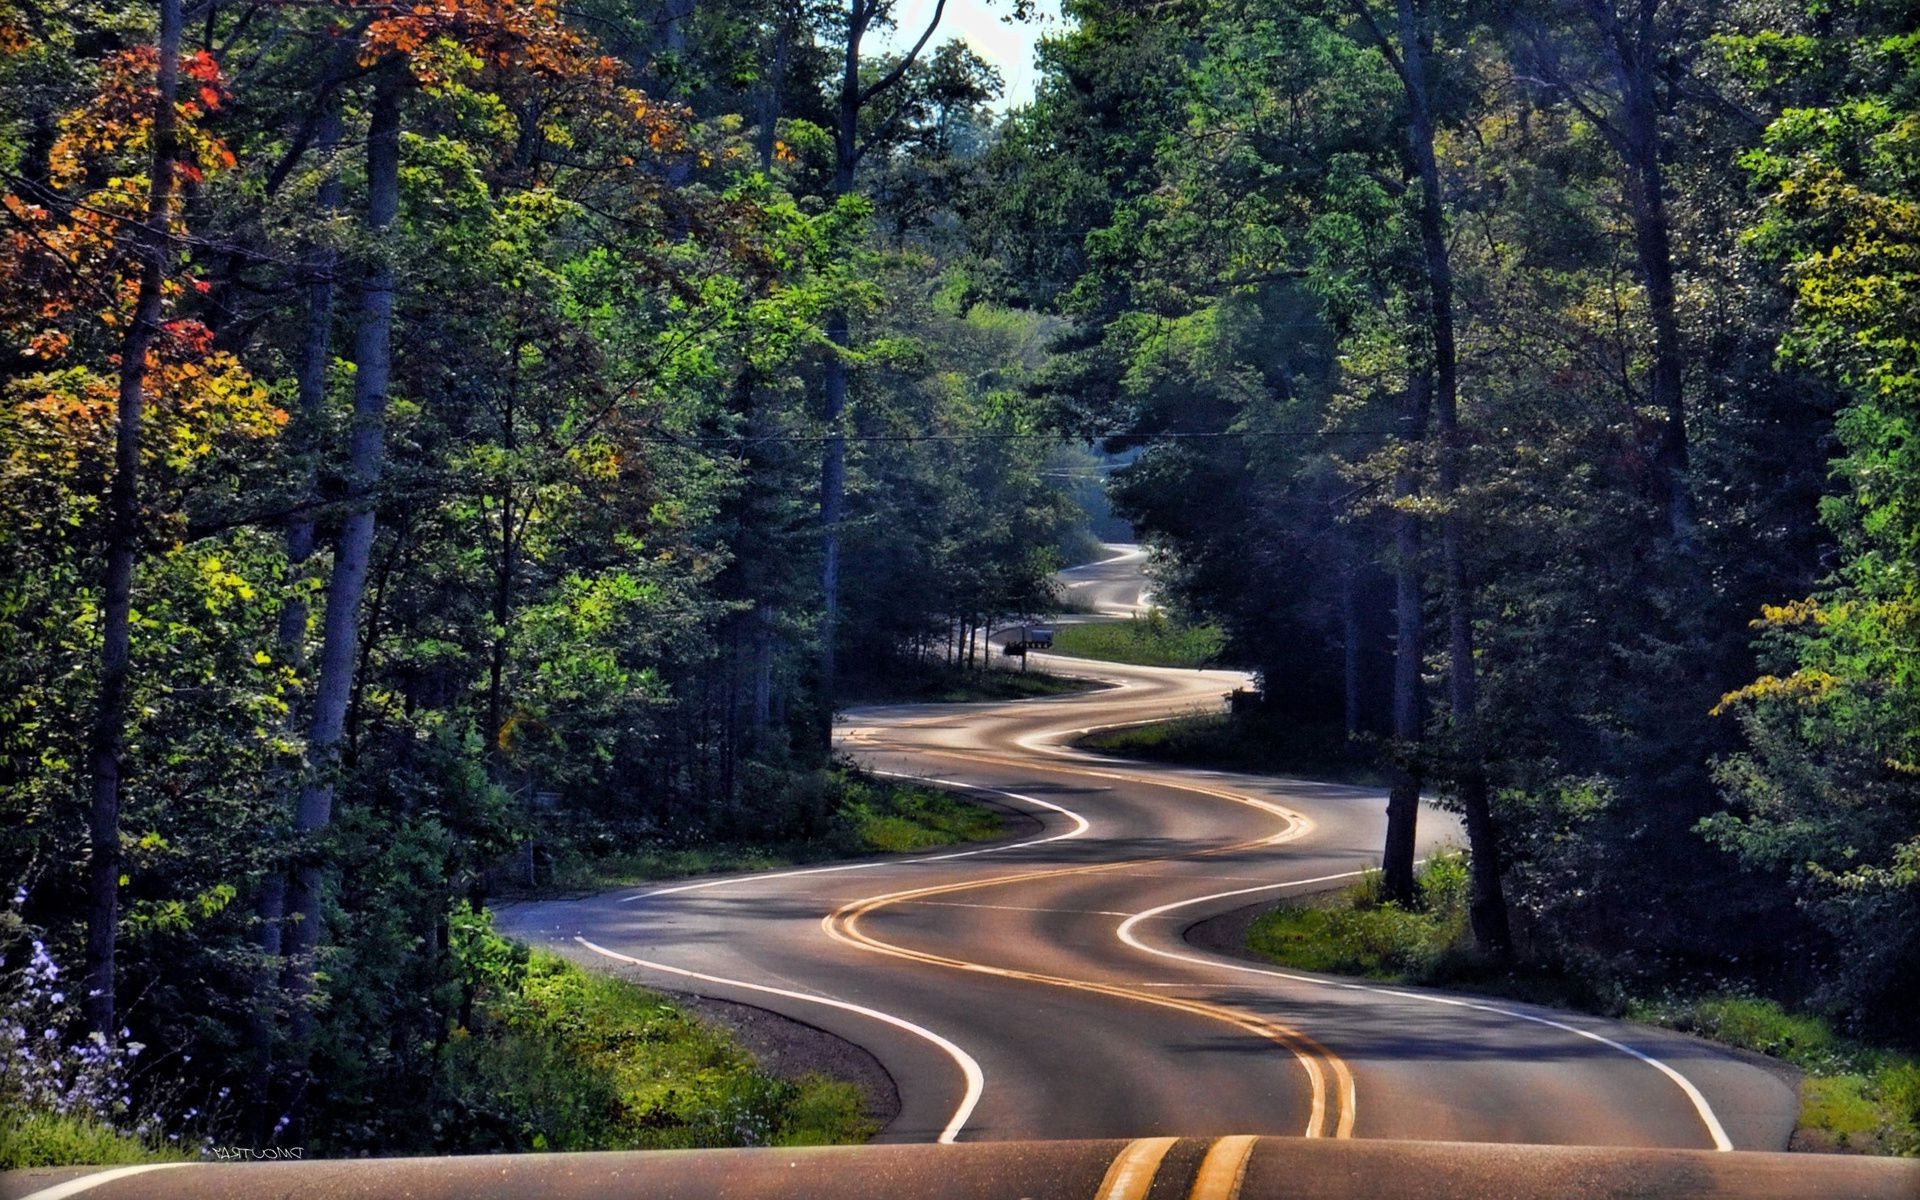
{"left": 816, "top": 0, "right": 945, "bottom": 743}
{"left": 282, "top": 68, "right": 403, "bottom": 1090}
{"left": 1381, "top": 372, "right": 1430, "bottom": 906}
{"left": 250, "top": 94, "right": 342, "bottom": 1102}
{"left": 85, "top": 0, "right": 182, "bottom": 1040}
{"left": 756, "top": 11, "right": 789, "bottom": 171}
{"left": 1591, "top": 0, "right": 1691, "bottom": 543}
{"left": 486, "top": 342, "right": 522, "bottom": 777}
{"left": 1394, "top": 0, "right": 1511, "bottom": 956}
{"left": 1341, "top": 559, "right": 1362, "bottom": 739}
{"left": 751, "top": 606, "right": 773, "bottom": 732}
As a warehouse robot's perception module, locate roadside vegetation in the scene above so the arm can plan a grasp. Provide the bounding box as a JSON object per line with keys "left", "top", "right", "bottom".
{"left": 533, "top": 769, "right": 1007, "bottom": 893}
{"left": 0, "top": 1113, "right": 189, "bottom": 1172}
{"left": 1247, "top": 857, "right": 1920, "bottom": 1156}
{"left": 1084, "top": 711, "right": 1387, "bottom": 787}
{"left": 441, "top": 918, "right": 875, "bottom": 1153}
{"left": 1, "top": 911, "right": 877, "bottom": 1168}
{"left": 1048, "top": 614, "right": 1226, "bottom": 669}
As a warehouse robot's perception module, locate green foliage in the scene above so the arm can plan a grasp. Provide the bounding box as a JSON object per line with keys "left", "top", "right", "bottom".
{"left": 1049, "top": 615, "right": 1225, "bottom": 668}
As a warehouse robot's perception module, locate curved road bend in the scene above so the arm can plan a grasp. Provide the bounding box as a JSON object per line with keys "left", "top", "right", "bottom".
{"left": 491, "top": 546, "right": 1801, "bottom": 1151}
{"left": 8, "top": 547, "right": 1909, "bottom": 1200}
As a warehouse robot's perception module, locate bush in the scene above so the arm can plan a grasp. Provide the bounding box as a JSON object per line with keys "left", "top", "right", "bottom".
{"left": 1246, "top": 856, "right": 1470, "bottom": 979}
{"left": 0, "top": 1111, "right": 186, "bottom": 1171}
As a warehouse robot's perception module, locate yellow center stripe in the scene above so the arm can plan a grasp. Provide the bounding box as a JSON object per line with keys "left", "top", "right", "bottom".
{"left": 1187, "top": 1135, "right": 1260, "bottom": 1200}
{"left": 1095, "top": 1137, "right": 1181, "bottom": 1200}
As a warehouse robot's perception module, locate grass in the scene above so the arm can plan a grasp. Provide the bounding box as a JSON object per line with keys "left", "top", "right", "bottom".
{"left": 1048, "top": 614, "right": 1226, "bottom": 668}
{"left": 836, "top": 774, "right": 1004, "bottom": 852}
{"left": 1245, "top": 855, "right": 1920, "bottom": 1156}
{"left": 1625, "top": 995, "right": 1920, "bottom": 1155}
{"left": 842, "top": 658, "right": 1094, "bottom": 705}
{"left": 1083, "top": 711, "right": 1388, "bottom": 787}
{"left": 444, "top": 931, "right": 875, "bottom": 1152}
{"left": 0, "top": 1110, "right": 190, "bottom": 1171}
{"left": 532, "top": 769, "right": 1007, "bottom": 894}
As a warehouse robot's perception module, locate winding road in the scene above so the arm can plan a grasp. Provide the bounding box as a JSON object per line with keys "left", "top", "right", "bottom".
{"left": 19, "top": 546, "right": 1916, "bottom": 1199}
{"left": 496, "top": 545, "right": 1799, "bottom": 1152}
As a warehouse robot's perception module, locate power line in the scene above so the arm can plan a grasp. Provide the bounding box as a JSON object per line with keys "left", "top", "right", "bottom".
{"left": 645, "top": 427, "right": 1396, "bottom": 446}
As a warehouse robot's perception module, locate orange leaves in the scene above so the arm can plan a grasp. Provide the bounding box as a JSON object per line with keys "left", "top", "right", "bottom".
{"left": 356, "top": 0, "right": 609, "bottom": 85}
{"left": 0, "top": 47, "right": 237, "bottom": 364}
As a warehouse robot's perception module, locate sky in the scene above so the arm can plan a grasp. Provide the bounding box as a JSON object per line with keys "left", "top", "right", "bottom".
{"left": 874, "top": 0, "right": 1066, "bottom": 109}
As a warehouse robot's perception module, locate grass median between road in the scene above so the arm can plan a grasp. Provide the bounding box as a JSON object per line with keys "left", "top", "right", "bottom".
{"left": 1083, "top": 711, "right": 1388, "bottom": 787}
{"left": 533, "top": 768, "right": 1009, "bottom": 894}
{"left": 842, "top": 657, "right": 1094, "bottom": 705}
{"left": 1048, "top": 613, "right": 1225, "bottom": 668}
{"left": 1246, "top": 856, "right": 1920, "bottom": 1156}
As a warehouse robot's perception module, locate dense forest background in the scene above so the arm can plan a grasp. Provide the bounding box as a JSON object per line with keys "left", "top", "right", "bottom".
{"left": 0, "top": 0, "right": 1914, "bottom": 1160}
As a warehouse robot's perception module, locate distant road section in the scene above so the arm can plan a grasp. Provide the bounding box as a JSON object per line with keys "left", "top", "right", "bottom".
{"left": 1055, "top": 543, "right": 1153, "bottom": 616}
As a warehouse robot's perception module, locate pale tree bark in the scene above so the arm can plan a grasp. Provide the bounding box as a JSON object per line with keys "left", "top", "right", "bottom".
{"left": 85, "top": 0, "right": 182, "bottom": 1040}
{"left": 249, "top": 94, "right": 342, "bottom": 1105}
{"left": 282, "top": 67, "right": 403, "bottom": 1088}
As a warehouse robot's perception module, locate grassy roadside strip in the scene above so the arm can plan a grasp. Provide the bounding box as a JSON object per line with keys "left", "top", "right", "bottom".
{"left": 1082, "top": 711, "right": 1388, "bottom": 788}
{"left": 1244, "top": 856, "right": 1920, "bottom": 1155}
{"left": 1048, "top": 614, "right": 1225, "bottom": 668}
{"left": 842, "top": 658, "right": 1096, "bottom": 705}
{"left": 535, "top": 769, "right": 1011, "bottom": 894}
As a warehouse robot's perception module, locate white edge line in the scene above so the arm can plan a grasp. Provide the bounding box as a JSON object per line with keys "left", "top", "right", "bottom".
{"left": 575, "top": 936, "right": 984, "bottom": 1144}
{"left": 621, "top": 776, "right": 1090, "bottom": 901}
{"left": 1113, "top": 874, "right": 1737, "bottom": 1152}
{"left": 15, "top": 1163, "right": 197, "bottom": 1200}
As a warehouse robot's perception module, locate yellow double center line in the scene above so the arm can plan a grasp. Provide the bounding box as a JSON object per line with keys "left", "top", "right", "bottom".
{"left": 821, "top": 749, "right": 1357, "bottom": 1140}
{"left": 1095, "top": 1134, "right": 1261, "bottom": 1200}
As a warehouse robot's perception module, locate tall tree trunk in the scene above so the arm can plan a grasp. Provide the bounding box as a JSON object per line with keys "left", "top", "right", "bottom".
{"left": 282, "top": 68, "right": 403, "bottom": 1090}
{"left": 756, "top": 11, "right": 790, "bottom": 171}
{"left": 815, "top": 6, "right": 862, "bottom": 743}
{"left": 1341, "top": 558, "right": 1362, "bottom": 739}
{"left": 1381, "top": 372, "right": 1430, "bottom": 906}
{"left": 819, "top": 310, "right": 848, "bottom": 739}
{"left": 487, "top": 343, "right": 521, "bottom": 778}
{"left": 1594, "top": 0, "right": 1691, "bottom": 543}
{"left": 250, "top": 95, "right": 342, "bottom": 1101}
{"left": 85, "top": 0, "right": 182, "bottom": 1040}
{"left": 1395, "top": 0, "right": 1511, "bottom": 956}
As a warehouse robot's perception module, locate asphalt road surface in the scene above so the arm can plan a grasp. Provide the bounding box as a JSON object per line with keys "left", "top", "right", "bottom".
{"left": 15, "top": 545, "right": 1913, "bottom": 1199}
{"left": 493, "top": 545, "right": 1803, "bottom": 1151}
